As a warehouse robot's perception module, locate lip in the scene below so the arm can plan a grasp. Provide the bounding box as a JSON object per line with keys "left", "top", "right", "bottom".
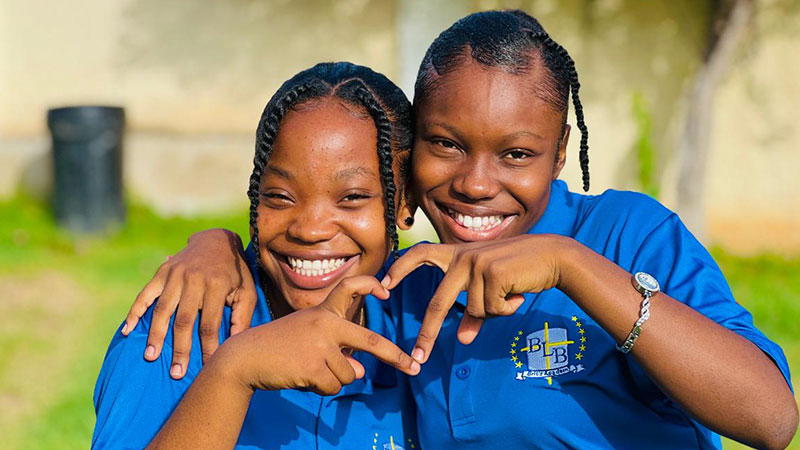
{"left": 273, "top": 250, "right": 361, "bottom": 290}
{"left": 435, "top": 202, "right": 517, "bottom": 242}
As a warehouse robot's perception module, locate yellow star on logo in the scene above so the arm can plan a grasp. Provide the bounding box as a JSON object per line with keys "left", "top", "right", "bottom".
{"left": 571, "top": 316, "right": 577, "bottom": 321}
{"left": 579, "top": 328, "right": 585, "bottom": 335}
{"left": 515, "top": 361, "right": 523, "bottom": 368}
{"left": 575, "top": 353, "right": 583, "bottom": 360}
{"left": 518, "top": 330, "right": 524, "bottom": 335}
{"left": 580, "top": 336, "right": 586, "bottom": 343}
{"left": 511, "top": 355, "right": 518, "bottom": 362}
{"left": 510, "top": 349, "right": 516, "bottom": 355}
{"left": 576, "top": 321, "right": 582, "bottom": 327}
{"left": 511, "top": 342, "right": 517, "bottom": 347}
{"left": 514, "top": 336, "right": 520, "bottom": 341}
{"left": 579, "top": 344, "right": 586, "bottom": 351}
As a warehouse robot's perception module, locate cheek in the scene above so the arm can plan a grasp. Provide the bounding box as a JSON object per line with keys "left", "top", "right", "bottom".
{"left": 344, "top": 206, "right": 390, "bottom": 272}
{"left": 411, "top": 147, "right": 452, "bottom": 194}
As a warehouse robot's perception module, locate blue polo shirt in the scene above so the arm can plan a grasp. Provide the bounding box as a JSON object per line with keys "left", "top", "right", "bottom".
{"left": 93, "top": 246, "right": 419, "bottom": 450}
{"left": 388, "top": 180, "right": 792, "bottom": 450}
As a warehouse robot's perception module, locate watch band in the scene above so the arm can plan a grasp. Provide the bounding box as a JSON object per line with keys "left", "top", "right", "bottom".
{"left": 616, "top": 272, "right": 660, "bottom": 354}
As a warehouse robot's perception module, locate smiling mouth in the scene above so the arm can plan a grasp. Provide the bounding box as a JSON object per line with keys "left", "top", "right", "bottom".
{"left": 286, "top": 256, "right": 349, "bottom": 277}
{"left": 444, "top": 207, "right": 507, "bottom": 232}
{"left": 273, "top": 252, "right": 360, "bottom": 290}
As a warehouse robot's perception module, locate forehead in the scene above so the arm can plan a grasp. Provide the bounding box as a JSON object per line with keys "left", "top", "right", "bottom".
{"left": 269, "top": 98, "right": 380, "bottom": 177}
{"left": 416, "top": 59, "right": 564, "bottom": 141}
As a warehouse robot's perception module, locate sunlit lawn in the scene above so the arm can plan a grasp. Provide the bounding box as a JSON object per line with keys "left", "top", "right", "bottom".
{"left": 0, "top": 196, "right": 797, "bottom": 449}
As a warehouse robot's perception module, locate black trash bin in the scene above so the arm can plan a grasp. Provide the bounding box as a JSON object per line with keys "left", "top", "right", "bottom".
{"left": 48, "top": 106, "right": 125, "bottom": 233}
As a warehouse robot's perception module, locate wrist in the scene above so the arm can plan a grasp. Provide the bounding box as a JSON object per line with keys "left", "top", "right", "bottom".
{"left": 548, "top": 235, "right": 586, "bottom": 292}
{"left": 206, "top": 337, "right": 255, "bottom": 395}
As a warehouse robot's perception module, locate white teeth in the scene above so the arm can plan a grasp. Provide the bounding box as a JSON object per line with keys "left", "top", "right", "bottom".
{"left": 447, "top": 208, "right": 504, "bottom": 232}
{"left": 287, "top": 257, "right": 348, "bottom": 277}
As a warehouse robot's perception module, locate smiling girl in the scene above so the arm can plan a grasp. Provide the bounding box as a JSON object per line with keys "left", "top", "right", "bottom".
{"left": 119, "top": 10, "right": 797, "bottom": 450}
{"left": 92, "top": 62, "right": 422, "bottom": 450}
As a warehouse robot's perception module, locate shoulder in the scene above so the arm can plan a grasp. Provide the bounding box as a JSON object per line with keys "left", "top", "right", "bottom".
{"left": 574, "top": 189, "right": 677, "bottom": 249}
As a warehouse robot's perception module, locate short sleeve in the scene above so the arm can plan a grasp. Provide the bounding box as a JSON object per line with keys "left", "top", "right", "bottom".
{"left": 92, "top": 304, "right": 205, "bottom": 449}
{"left": 629, "top": 214, "right": 792, "bottom": 390}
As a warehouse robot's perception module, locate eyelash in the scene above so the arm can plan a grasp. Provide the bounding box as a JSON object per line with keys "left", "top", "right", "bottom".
{"left": 342, "top": 193, "right": 372, "bottom": 202}
{"left": 505, "top": 149, "right": 533, "bottom": 160}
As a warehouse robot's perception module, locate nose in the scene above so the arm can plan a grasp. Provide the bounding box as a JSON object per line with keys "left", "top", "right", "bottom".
{"left": 450, "top": 154, "right": 501, "bottom": 201}
{"left": 286, "top": 203, "right": 338, "bottom": 244}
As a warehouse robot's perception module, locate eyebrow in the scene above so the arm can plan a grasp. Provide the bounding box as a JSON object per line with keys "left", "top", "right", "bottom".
{"left": 264, "top": 165, "right": 293, "bottom": 180}
{"left": 335, "top": 166, "right": 378, "bottom": 181}
{"left": 426, "top": 122, "right": 547, "bottom": 142}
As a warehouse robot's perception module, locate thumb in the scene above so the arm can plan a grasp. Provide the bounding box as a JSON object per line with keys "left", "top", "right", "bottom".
{"left": 344, "top": 354, "right": 366, "bottom": 379}
{"left": 320, "top": 276, "right": 388, "bottom": 318}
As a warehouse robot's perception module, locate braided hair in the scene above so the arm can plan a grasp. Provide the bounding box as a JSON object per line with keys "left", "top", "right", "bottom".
{"left": 414, "top": 10, "right": 590, "bottom": 191}
{"left": 247, "top": 62, "right": 412, "bottom": 264}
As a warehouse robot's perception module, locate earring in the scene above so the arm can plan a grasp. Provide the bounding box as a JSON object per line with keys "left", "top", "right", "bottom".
{"left": 404, "top": 217, "right": 414, "bottom": 226}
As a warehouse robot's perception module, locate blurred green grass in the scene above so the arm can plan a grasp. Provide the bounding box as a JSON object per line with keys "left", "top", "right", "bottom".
{"left": 0, "top": 196, "right": 797, "bottom": 449}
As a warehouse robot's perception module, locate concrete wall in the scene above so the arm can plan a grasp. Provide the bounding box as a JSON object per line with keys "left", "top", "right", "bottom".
{"left": 1, "top": 0, "right": 798, "bottom": 253}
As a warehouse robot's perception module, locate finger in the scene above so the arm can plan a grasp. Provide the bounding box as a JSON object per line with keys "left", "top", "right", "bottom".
{"left": 336, "top": 320, "right": 420, "bottom": 377}
{"left": 124, "top": 264, "right": 168, "bottom": 335}
{"left": 465, "top": 265, "right": 486, "bottom": 319}
{"left": 381, "top": 244, "right": 454, "bottom": 289}
{"left": 170, "top": 296, "right": 199, "bottom": 379}
{"left": 412, "top": 264, "right": 470, "bottom": 364}
{"left": 311, "top": 370, "right": 343, "bottom": 397}
{"left": 199, "top": 279, "right": 227, "bottom": 364}
{"left": 145, "top": 269, "right": 183, "bottom": 361}
{"left": 456, "top": 315, "right": 484, "bottom": 345}
{"left": 229, "top": 271, "right": 257, "bottom": 336}
{"left": 483, "top": 272, "right": 525, "bottom": 317}
{"left": 320, "top": 276, "right": 388, "bottom": 318}
{"left": 326, "top": 353, "right": 358, "bottom": 386}
{"left": 344, "top": 354, "right": 366, "bottom": 379}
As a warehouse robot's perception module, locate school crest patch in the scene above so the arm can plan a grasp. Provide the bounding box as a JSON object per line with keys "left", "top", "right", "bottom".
{"left": 372, "top": 432, "right": 417, "bottom": 450}
{"left": 510, "top": 316, "right": 589, "bottom": 385}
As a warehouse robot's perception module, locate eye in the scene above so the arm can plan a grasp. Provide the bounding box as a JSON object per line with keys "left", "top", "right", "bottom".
{"left": 433, "top": 138, "right": 460, "bottom": 150}
{"left": 342, "top": 193, "right": 371, "bottom": 202}
{"left": 260, "top": 191, "right": 294, "bottom": 207}
{"left": 504, "top": 149, "right": 534, "bottom": 161}
{"left": 340, "top": 190, "right": 375, "bottom": 205}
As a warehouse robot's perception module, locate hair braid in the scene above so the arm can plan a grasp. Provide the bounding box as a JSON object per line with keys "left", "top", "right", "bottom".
{"left": 352, "top": 83, "right": 400, "bottom": 257}
{"left": 248, "top": 84, "right": 312, "bottom": 264}
{"left": 529, "top": 31, "right": 590, "bottom": 191}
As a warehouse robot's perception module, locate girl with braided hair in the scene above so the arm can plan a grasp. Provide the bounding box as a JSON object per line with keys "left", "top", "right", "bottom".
{"left": 93, "top": 62, "right": 422, "bottom": 449}
{"left": 119, "top": 10, "right": 797, "bottom": 449}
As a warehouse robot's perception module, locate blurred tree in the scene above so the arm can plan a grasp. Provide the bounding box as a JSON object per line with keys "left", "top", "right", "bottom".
{"left": 676, "top": 0, "right": 753, "bottom": 239}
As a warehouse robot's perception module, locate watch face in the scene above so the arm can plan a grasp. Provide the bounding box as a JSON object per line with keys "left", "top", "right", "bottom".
{"left": 634, "top": 272, "right": 660, "bottom": 293}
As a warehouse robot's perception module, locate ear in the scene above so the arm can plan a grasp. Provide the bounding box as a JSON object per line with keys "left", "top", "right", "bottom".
{"left": 396, "top": 188, "right": 418, "bottom": 231}
{"left": 552, "top": 124, "right": 570, "bottom": 179}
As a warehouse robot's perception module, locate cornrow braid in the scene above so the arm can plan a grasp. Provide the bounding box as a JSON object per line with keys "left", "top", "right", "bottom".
{"left": 247, "top": 62, "right": 412, "bottom": 267}
{"left": 528, "top": 30, "right": 590, "bottom": 191}
{"left": 414, "top": 10, "right": 590, "bottom": 191}
{"left": 248, "top": 83, "right": 314, "bottom": 265}
{"left": 352, "top": 84, "right": 400, "bottom": 257}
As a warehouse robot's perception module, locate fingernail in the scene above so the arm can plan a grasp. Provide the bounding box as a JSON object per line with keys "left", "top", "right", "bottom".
{"left": 380, "top": 275, "right": 391, "bottom": 287}
{"left": 170, "top": 364, "right": 182, "bottom": 378}
{"left": 121, "top": 323, "right": 129, "bottom": 335}
{"left": 145, "top": 345, "right": 156, "bottom": 360}
{"left": 412, "top": 347, "right": 425, "bottom": 363}
{"left": 410, "top": 361, "right": 421, "bottom": 375}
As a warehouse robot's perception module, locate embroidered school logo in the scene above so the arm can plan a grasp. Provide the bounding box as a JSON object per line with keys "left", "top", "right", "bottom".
{"left": 372, "top": 432, "right": 417, "bottom": 450}
{"left": 510, "top": 316, "right": 588, "bottom": 385}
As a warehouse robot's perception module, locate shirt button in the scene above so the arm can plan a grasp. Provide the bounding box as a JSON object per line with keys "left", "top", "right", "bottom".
{"left": 456, "top": 366, "right": 471, "bottom": 380}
